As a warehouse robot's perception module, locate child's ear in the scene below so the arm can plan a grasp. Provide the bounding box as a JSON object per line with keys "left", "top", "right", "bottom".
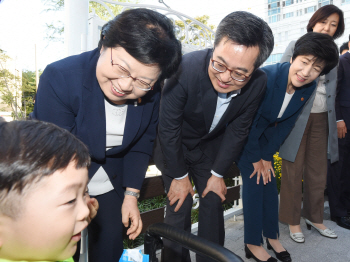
{"left": 290, "top": 57, "right": 293, "bottom": 64}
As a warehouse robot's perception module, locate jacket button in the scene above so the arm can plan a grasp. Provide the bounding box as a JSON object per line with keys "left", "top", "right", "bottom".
{"left": 328, "top": 95, "right": 331, "bottom": 98}
{"left": 329, "top": 110, "right": 332, "bottom": 113}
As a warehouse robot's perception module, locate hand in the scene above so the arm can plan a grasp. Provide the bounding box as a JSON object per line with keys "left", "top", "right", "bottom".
{"left": 168, "top": 176, "right": 195, "bottom": 212}
{"left": 262, "top": 159, "right": 275, "bottom": 183}
{"left": 337, "top": 121, "right": 347, "bottom": 139}
{"left": 250, "top": 159, "right": 268, "bottom": 185}
{"left": 87, "top": 196, "right": 99, "bottom": 224}
{"left": 202, "top": 175, "right": 227, "bottom": 202}
{"left": 121, "top": 188, "right": 142, "bottom": 240}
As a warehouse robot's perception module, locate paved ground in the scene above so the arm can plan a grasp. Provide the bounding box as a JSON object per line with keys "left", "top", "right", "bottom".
{"left": 187, "top": 200, "right": 350, "bottom": 262}
{"left": 220, "top": 202, "right": 350, "bottom": 262}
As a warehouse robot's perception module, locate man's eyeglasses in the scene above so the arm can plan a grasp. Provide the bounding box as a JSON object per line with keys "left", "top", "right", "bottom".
{"left": 211, "top": 59, "right": 251, "bottom": 82}
{"left": 111, "top": 48, "right": 153, "bottom": 91}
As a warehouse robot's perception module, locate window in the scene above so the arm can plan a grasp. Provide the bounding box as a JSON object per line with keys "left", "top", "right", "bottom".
{"left": 342, "top": 0, "right": 350, "bottom": 4}
{"left": 269, "top": 14, "right": 281, "bottom": 23}
{"left": 269, "top": 8, "right": 280, "bottom": 15}
{"left": 285, "top": 0, "right": 294, "bottom": 6}
{"left": 305, "top": 6, "right": 316, "bottom": 14}
{"left": 284, "top": 12, "right": 294, "bottom": 19}
{"left": 268, "top": 0, "right": 279, "bottom": 3}
{"left": 264, "top": 53, "right": 284, "bottom": 65}
{"left": 319, "top": 0, "right": 332, "bottom": 7}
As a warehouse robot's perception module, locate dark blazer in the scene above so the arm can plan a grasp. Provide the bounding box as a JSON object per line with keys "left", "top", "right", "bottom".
{"left": 32, "top": 48, "right": 160, "bottom": 198}
{"left": 336, "top": 51, "right": 350, "bottom": 125}
{"left": 154, "top": 48, "right": 267, "bottom": 178}
{"left": 240, "top": 62, "right": 317, "bottom": 164}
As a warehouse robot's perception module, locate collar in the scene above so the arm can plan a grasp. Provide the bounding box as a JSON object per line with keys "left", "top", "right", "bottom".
{"left": 217, "top": 89, "right": 241, "bottom": 99}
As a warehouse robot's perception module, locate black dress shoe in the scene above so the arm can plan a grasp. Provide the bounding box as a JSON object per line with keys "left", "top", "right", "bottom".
{"left": 331, "top": 216, "right": 350, "bottom": 230}
{"left": 245, "top": 244, "right": 277, "bottom": 262}
{"left": 266, "top": 239, "right": 292, "bottom": 262}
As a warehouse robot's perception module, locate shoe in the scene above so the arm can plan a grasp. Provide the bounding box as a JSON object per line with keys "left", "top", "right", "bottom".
{"left": 288, "top": 226, "right": 305, "bottom": 243}
{"left": 266, "top": 238, "right": 292, "bottom": 262}
{"left": 331, "top": 216, "right": 350, "bottom": 230}
{"left": 245, "top": 244, "right": 277, "bottom": 262}
{"left": 305, "top": 219, "right": 337, "bottom": 238}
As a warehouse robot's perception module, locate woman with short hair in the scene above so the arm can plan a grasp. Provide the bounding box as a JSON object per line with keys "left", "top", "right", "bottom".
{"left": 32, "top": 8, "right": 182, "bottom": 261}
{"left": 279, "top": 4, "right": 344, "bottom": 243}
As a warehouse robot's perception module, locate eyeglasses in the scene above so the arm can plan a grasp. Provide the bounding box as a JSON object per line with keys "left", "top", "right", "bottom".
{"left": 110, "top": 48, "right": 153, "bottom": 91}
{"left": 211, "top": 59, "right": 251, "bottom": 82}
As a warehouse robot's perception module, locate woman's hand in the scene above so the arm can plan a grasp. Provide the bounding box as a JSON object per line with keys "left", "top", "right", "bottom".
{"left": 250, "top": 159, "right": 268, "bottom": 185}
{"left": 262, "top": 160, "right": 275, "bottom": 183}
{"left": 121, "top": 188, "right": 142, "bottom": 240}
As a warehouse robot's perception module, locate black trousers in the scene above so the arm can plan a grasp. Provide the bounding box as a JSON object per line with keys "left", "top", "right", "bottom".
{"left": 327, "top": 131, "right": 350, "bottom": 217}
{"left": 162, "top": 147, "right": 225, "bottom": 262}
{"left": 88, "top": 190, "right": 124, "bottom": 262}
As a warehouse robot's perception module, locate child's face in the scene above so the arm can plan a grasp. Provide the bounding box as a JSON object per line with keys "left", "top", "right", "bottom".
{"left": 0, "top": 161, "right": 89, "bottom": 261}
{"left": 288, "top": 55, "right": 325, "bottom": 88}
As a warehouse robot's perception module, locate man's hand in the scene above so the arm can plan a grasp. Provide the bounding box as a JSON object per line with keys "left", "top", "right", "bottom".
{"left": 262, "top": 159, "right": 275, "bottom": 183}
{"left": 337, "top": 120, "right": 347, "bottom": 139}
{"left": 202, "top": 175, "right": 227, "bottom": 202}
{"left": 121, "top": 189, "right": 142, "bottom": 240}
{"left": 168, "top": 176, "right": 194, "bottom": 212}
{"left": 87, "top": 196, "right": 99, "bottom": 224}
{"left": 250, "top": 159, "right": 268, "bottom": 185}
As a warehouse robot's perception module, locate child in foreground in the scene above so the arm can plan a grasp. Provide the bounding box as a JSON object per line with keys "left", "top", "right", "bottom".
{"left": 0, "top": 120, "right": 98, "bottom": 262}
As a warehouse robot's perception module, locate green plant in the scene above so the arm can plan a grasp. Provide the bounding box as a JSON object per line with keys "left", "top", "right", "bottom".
{"left": 273, "top": 152, "right": 282, "bottom": 193}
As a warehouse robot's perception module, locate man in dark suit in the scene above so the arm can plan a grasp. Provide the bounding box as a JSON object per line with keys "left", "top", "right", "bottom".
{"left": 327, "top": 35, "right": 350, "bottom": 230}
{"left": 153, "top": 11, "right": 274, "bottom": 262}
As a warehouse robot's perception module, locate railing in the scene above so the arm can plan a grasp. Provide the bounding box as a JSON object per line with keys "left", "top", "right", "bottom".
{"left": 88, "top": 0, "right": 215, "bottom": 54}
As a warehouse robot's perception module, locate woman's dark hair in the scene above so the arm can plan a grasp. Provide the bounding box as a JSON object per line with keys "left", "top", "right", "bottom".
{"left": 214, "top": 11, "right": 274, "bottom": 69}
{"left": 292, "top": 32, "right": 339, "bottom": 75}
{"left": 307, "top": 5, "right": 344, "bottom": 40}
{"left": 98, "top": 8, "right": 182, "bottom": 81}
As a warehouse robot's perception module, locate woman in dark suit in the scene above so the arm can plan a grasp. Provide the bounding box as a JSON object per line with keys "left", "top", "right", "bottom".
{"left": 32, "top": 8, "right": 181, "bottom": 262}
{"left": 238, "top": 33, "right": 339, "bottom": 262}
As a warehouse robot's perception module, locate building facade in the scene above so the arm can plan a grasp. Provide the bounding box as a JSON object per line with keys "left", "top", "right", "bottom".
{"left": 265, "top": 0, "right": 350, "bottom": 65}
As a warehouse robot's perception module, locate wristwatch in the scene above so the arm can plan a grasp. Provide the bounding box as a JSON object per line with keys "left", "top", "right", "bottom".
{"left": 124, "top": 190, "right": 140, "bottom": 199}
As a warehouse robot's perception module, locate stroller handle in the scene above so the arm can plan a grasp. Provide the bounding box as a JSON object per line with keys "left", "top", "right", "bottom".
{"left": 144, "top": 223, "right": 243, "bottom": 262}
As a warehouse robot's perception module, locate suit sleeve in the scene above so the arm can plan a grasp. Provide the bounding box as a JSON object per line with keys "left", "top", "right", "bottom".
{"left": 123, "top": 91, "right": 161, "bottom": 190}
{"left": 211, "top": 76, "right": 267, "bottom": 175}
{"left": 335, "top": 57, "right": 344, "bottom": 121}
{"left": 280, "top": 41, "right": 295, "bottom": 63}
{"left": 32, "top": 65, "right": 77, "bottom": 131}
{"left": 158, "top": 75, "right": 189, "bottom": 179}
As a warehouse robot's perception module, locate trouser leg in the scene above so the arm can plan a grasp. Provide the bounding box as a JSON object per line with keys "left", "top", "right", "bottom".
{"left": 327, "top": 133, "right": 348, "bottom": 217}
{"left": 240, "top": 164, "right": 265, "bottom": 246}
{"left": 340, "top": 131, "right": 350, "bottom": 210}
{"left": 262, "top": 174, "right": 279, "bottom": 240}
{"left": 88, "top": 190, "right": 123, "bottom": 262}
{"left": 303, "top": 113, "right": 328, "bottom": 223}
{"left": 279, "top": 121, "right": 309, "bottom": 225}
{"left": 190, "top": 153, "right": 224, "bottom": 262}
{"left": 162, "top": 174, "right": 192, "bottom": 262}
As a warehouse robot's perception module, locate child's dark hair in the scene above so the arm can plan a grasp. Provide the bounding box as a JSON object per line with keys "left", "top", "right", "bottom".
{"left": 0, "top": 120, "right": 90, "bottom": 218}
{"left": 292, "top": 32, "right": 339, "bottom": 75}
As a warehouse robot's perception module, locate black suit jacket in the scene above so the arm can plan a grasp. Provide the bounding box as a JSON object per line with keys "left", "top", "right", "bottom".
{"left": 154, "top": 49, "right": 267, "bottom": 178}
{"left": 336, "top": 52, "right": 350, "bottom": 125}
{"left": 32, "top": 49, "right": 160, "bottom": 198}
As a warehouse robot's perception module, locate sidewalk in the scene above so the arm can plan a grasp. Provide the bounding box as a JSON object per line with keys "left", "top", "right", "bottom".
{"left": 221, "top": 202, "right": 350, "bottom": 262}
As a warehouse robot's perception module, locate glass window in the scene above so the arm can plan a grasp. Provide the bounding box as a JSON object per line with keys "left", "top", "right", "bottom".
{"left": 286, "top": 0, "right": 294, "bottom": 6}
{"left": 342, "top": 0, "right": 350, "bottom": 4}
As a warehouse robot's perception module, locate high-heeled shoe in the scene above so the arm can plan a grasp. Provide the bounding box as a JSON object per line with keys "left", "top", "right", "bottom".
{"left": 245, "top": 244, "right": 277, "bottom": 262}
{"left": 288, "top": 225, "right": 304, "bottom": 243}
{"left": 266, "top": 238, "right": 292, "bottom": 262}
{"left": 305, "top": 219, "right": 337, "bottom": 239}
